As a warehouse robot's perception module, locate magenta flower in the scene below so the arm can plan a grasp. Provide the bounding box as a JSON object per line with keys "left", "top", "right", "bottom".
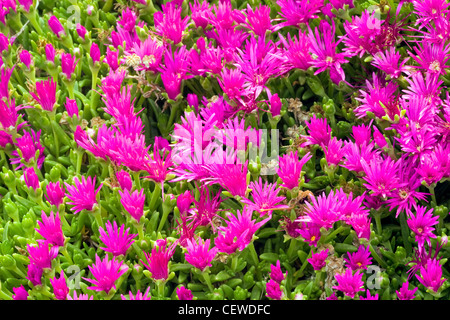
{"left": 119, "top": 188, "right": 145, "bottom": 222}
{"left": 177, "top": 286, "right": 193, "bottom": 300}
{"left": 64, "top": 97, "right": 79, "bottom": 118}
{"left": 184, "top": 238, "right": 218, "bottom": 271}
{"left": 206, "top": 161, "right": 249, "bottom": 197}
{"left": 270, "top": 260, "right": 287, "bottom": 283}
{"left": 411, "top": 41, "right": 450, "bottom": 76}
{"left": 36, "top": 211, "right": 64, "bottom": 247}
{"left": 141, "top": 239, "right": 176, "bottom": 281}
{"left": 216, "top": 207, "right": 270, "bottom": 254}
{"left": 65, "top": 176, "right": 103, "bottom": 214}
{"left": 266, "top": 279, "right": 283, "bottom": 300}
{"left": 241, "top": 178, "right": 289, "bottom": 216}
{"left": 371, "top": 46, "right": 409, "bottom": 79}
{"left": 238, "top": 4, "right": 273, "bottom": 36}
{"left": 24, "top": 167, "right": 40, "bottom": 190}
{"left": 61, "top": 53, "right": 78, "bottom": 80}
{"left": 333, "top": 268, "right": 364, "bottom": 299}
{"left": 323, "top": 137, "right": 346, "bottom": 167}
{"left": 121, "top": 287, "right": 151, "bottom": 300}
{"left": 84, "top": 254, "right": 129, "bottom": 294}
{"left": 298, "top": 222, "right": 321, "bottom": 247}
{"left": 67, "top": 291, "right": 94, "bottom": 300}
{"left": 359, "top": 289, "right": 379, "bottom": 300}
{"left": 10, "top": 129, "right": 45, "bottom": 169}
{"left": 19, "top": 49, "right": 32, "bottom": 69}
{"left": 27, "top": 241, "right": 59, "bottom": 270}
{"left": 300, "top": 190, "right": 341, "bottom": 230}
{"left": 116, "top": 170, "right": 133, "bottom": 191}
{"left": 301, "top": 114, "right": 332, "bottom": 147}
{"left": 45, "top": 181, "right": 66, "bottom": 207}
{"left": 159, "top": 46, "right": 190, "bottom": 100}
{"left": 280, "top": 30, "right": 312, "bottom": 72}
{"left": 308, "top": 20, "right": 349, "bottom": 84}
{"left": 26, "top": 263, "right": 43, "bottom": 286}
{"left": 396, "top": 282, "right": 418, "bottom": 300}
{"left": 30, "top": 78, "right": 57, "bottom": 112}
{"left": 277, "top": 151, "right": 312, "bottom": 189}
{"left": 154, "top": 1, "right": 190, "bottom": 44}
{"left": 76, "top": 23, "right": 87, "bottom": 39}
{"left": 50, "top": 271, "right": 69, "bottom": 300}
{"left": 276, "top": 0, "right": 322, "bottom": 27}
{"left": 308, "top": 249, "right": 329, "bottom": 271}
{"left": 98, "top": 220, "right": 137, "bottom": 257}
{"left": 344, "top": 245, "right": 372, "bottom": 271}
{"left": 12, "top": 286, "right": 28, "bottom": 300}
{"left": 361, "top": 156, "right": 399, "bottom": 199}
{"left": 407, "top": 206, "right": 439, "bottom": 249}
{"left": 176, "top": 190, "right": 194, "bottom": 216}
{"left": 416, "top": 258, "right": 446, "bottom": 293}
{"left": 90, "top": 42, "right": 101, "bottom": 64}
{"left": 45, "top": 43, "right": 56, "bottom": 63}
{"left": 48, "top": 15, "right": 65, "bottom": 38}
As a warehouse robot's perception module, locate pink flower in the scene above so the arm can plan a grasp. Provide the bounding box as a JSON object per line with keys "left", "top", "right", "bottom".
{"left": 76, "top": 23, "right": 87, "bottom": 39}
{"left": 359, "top": 289, "right": 379, "bottom": 300}
{"left": 10, "top": 129, "right": 45, "bottom": 169}
{"left": 64, "top": 97, "right": 79, "bottom": 118}
{"left": 67, "top": 291, "right": 94, "bottom": 300}
{"left": 407, "top": 206, "right": 439, "bottom": 249}
{"left": 396, "top": 282, "right": 418, "bottom": 300}
{"left": 298, "top": 222, "right": 321, "bottom": 247}
{"left": 36, "top": 211, "right": 65, "bottom": 247}
{"left": 416, "top": 258, "right": 446, "bottom": 293}
{"left": 27, "top": 241, "right": 59, "bottom": 270}
{"left": 30, "top": 78, "right": 57, "bottom": 112}
{"left": 308, "top": 249, "right": 329, "bottom": 271}
{"left": 84, "top": 254, "right": 129, "bottom": 294}
{"left": 24, "top": 167, "right": 40, "bottom": 190}
{"left": 19, "top": 49, "right": 32, "bottom": 69}
{"left": 300, "top": 190, "right": 341, "bottom": 230}
{"left": 98, "top": 220, "right": 137, "bottom": 257}
{"left": 277, "top": 151, "right": 312, "bottom": 189}
{"left": 177, "top": 286, "right": 193, "bottom": 300}
{"left": 215, "top": 207, "right": 270, "bottom": 254}
{"left": 301, "top": 114, "right": 332, "bottom": 147}
{"left": 343, "top": 245, "right": 372, "bottom": 271}
{"left": 26, "top": 263, "right": 43, "bottom": 286}
{"left": 308, "top": 20, "right": 349, "bottom": 84}
{"left": 141, "top": 239, "right": 176, "bottom": 281}
{"left": 270, "top": 260, "right": 287, "bottom": 283}
{"left": 184, "top": 238, "right": 218, "bottom": 271}
{"left": 116, "top": 170, "right": 133, "bottom": 191}
{"left": 119, "top": 188, "right": 145, "bottom": 222}
{"left": 65, "top": 176, "right": 103, "bottom": 214}
{"left": 45, "top": 181, "right": 66, "bottom": 208}
{"left": 361, "top": 156, "right": 400, "bottom": 199}
{"left": 266, "top": 279, "right": 283, "bottom": 300}
{"left": 48, "top": 15, "right": 65, "bottom": 38}
{"left": 154, "top": 1, "right": 190, "bottom": 44}
{"left": 371, "top": 46, "right": 409, "bottom": 79}
{"left": 12, "top": 286, "right": 28, "bottom": 300}
{"left": 276, "top": 0, "right": 322, "bottom": 27}
{"left": 61, "top": 53, "right": 78, "bottom": 79}
{"left": 50, "top": 271, "right": 69, "bottom": 300}
{"left": 45, "top": 43, "right": 56, "bottom": 63}
{"left": 121, "top": 287, "right": 151, "bottom": 300}
{"left": 241, "top": 178, "right": 289, "bottom": 216}
{"left": 333, "top": 268, "right": 364, "bottom": 299}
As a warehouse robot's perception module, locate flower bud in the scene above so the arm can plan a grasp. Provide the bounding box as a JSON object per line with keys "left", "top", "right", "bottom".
{"left": 269, "top": 93, "right": 282, "bottom": 117}
{"left": 76, "top": 23, "right": 87, "bottom": 40}
{"left": 90, "top": 42, "right": 101, "bottom": 64}
{"left": 48, "top": 16, "right": 65, "bottom": 38}
{"left": 19, "top": 49, "right": 33, "bottom": 69}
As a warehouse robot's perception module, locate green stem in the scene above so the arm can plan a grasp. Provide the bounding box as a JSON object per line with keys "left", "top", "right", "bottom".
{"left": 76, "top": 150, "right": 83, "bottom": 175}
{"left": 148, "top": 183, "right": 161, "bottom": 211}
{"left": 94, "top": 203, "right": 104, "bottom": 230}
{"left": 374, "top": 212, "right": 383, "bottom": 236}
{"left": 201, "top": 269, "right": 214, "bottom": 292}
{"left": 428, "top": 185, "right": 437, "bottom": 205}
{"left": 368, "top": 242, "right": 388, "bottom": 269}
{"left": 324, "top": 225, "right": 347, "bottom": 243}
{"left": 247, "top": 242, "right": 259, "bottom": 266}
{"left": 399, "top": 211, "right": 412, "bottom": 256}
{"left": 157, "top": 280, "right": 166, "bottom": 298}
{"left": 133, "top": 171, "right": 141, "bottom": 190}
{"left": 60, "top": 246, "right": 74, "bottom": 265}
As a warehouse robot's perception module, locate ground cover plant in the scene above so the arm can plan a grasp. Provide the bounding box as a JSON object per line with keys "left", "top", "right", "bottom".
{"left": 0, "top": 0, "right": 450, "bottom": 301}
